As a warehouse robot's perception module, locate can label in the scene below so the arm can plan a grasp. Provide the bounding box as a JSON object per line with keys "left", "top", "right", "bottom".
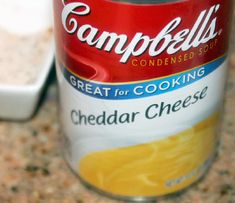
{"left": 54, "top": 0, "right": 233, "bottom": 198}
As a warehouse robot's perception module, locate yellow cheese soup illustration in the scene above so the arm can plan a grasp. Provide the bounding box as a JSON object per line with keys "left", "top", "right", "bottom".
{"left": 79, "top": 113, "right": 219, "bottom": 196}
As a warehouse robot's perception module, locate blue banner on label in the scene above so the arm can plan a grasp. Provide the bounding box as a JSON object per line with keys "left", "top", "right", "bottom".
{"left": 62, "top": 57, "right": 225, "bottom": 100}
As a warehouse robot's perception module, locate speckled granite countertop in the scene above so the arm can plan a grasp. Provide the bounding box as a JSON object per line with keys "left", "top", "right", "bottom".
{"left": 1, "top": 24, "right": 235, "bottom": 203}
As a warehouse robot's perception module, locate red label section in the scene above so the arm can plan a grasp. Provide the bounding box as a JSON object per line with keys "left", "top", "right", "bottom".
{"left": 53, "top": 0, "right": 233, "bottom": 82}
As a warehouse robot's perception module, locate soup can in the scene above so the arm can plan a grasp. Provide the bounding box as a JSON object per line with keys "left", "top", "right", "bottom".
{"left": 53, "top": 0, "right": 234, "bottom": 201}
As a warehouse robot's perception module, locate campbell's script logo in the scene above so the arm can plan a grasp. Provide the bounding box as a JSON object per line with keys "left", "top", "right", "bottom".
{"left": 61, "top": 1, "right": 221, "bottom": 63}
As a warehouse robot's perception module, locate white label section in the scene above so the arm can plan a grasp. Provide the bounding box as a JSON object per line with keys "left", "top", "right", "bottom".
{"left": 57, "top": 60, "right": 227, "bottom": 168}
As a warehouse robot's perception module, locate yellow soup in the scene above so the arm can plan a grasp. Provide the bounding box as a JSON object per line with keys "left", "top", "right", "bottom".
{"left": 79, "top": 113, "right": 219, "bottom": 196}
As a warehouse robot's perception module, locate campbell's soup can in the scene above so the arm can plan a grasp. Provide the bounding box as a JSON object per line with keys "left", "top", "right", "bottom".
{"left": 53, "top": 0, "right": 234, "bottom": 201}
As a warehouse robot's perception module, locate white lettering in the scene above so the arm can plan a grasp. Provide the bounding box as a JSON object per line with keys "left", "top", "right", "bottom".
{"left": 62, "top": 2, "right": 220, "bottom": 63}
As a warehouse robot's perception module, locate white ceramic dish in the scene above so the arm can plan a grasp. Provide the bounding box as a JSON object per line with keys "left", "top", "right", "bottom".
{"left": 0, "top": 41, "right": 54, "bottom": 120}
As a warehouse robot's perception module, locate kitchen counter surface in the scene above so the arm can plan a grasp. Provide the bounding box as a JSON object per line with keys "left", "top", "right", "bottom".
{"left": 1, "top": 24, "right": 235, "bottom": 203}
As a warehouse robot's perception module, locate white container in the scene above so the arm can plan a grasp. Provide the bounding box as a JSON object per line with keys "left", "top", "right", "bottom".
{"left": 0, "top": 43, "right": 54, "bottom": 120}
{"left": 0, "top": 0, "right": 54, "bottom": 120}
